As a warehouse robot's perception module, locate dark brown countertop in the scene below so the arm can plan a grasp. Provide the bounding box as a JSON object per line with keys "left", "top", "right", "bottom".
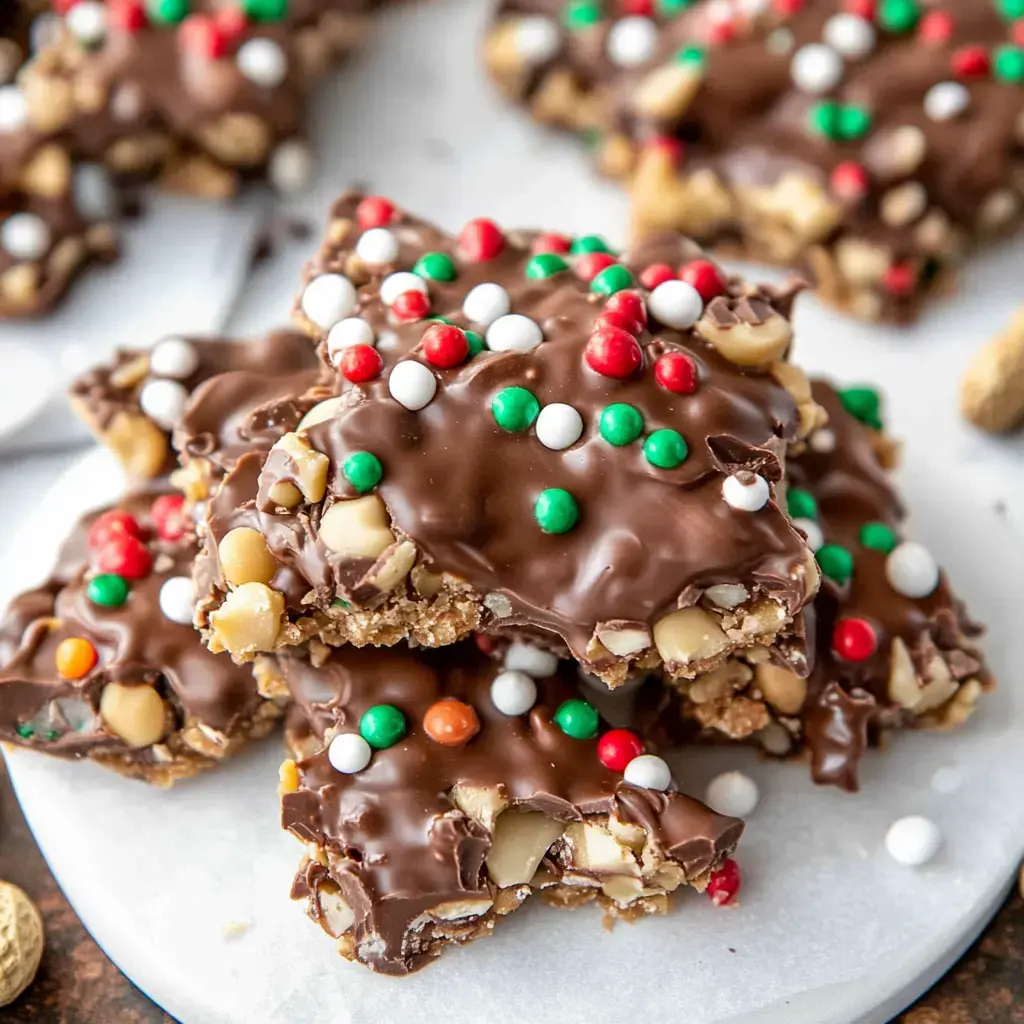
{"left": 1, "top": 757, "right": 1021, "bottom": 1023}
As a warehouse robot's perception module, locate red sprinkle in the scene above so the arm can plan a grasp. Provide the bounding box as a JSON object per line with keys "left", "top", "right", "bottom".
{"left": 951, "top": 45, "right": 990, "bottom": 79}
{"left": 177, "top": 14, "right": 225, "bottom": 57}
{"left": 109, "top": 0, "right": 148, "bottom": 32}
{"left": 707, "top": 859, "right": 742, "bottom": 906}
{"left": 843, "top": 0, "right": 875, "bottom": 18}
{"left": 213, "top": 4, "right": 247, "bottom": 39}
{"left": 679, "top": 259, "right": 726, "bottom": 302}
{"left": 918, "top": 10, "right": 955, "bottom": 44}
{"left": 603, "top": 289, "right": 647, "bottom": 333}
{"left": 830, "top": 161, "right": 870, "bottom": 201}
{"left": 593, "top": 309, "right": 641, "bottom": 335}
{"left": 473, "top": 632, "right": 496, "bottom": 655}
{"left": 597, "top": 729, "right": 645, "bottom": 772}
{"left": 87, "top": 510, "right": 143, "bottom": 552}
{"left": 150, "top": 494, "right": 188, "bottom": 542}
{"left": 706, "top": 18, "right": 736, "bottom": 44}
{"left": 832, "top": 617, "right": 877, "bottom": 662}
{"left": 531, "top": 232, "right": 572, "bottom": 256}
{"left": 638, "top": 263, "right": 676, "bottom": 291}
{"left": 96, "top": 535, "right": 152, "bottom": 581}
{"left": 458, "top": 218, "right": 505, "bottom": 262}
{"left": 584, "top": 327, "right": 642, "bottom": 379}
{"left": 644, "top": 136, "right": 685, "bottom": 166}
{"left": 391, "top": 290, "right": 430, "bottom": 322}
{"left": 1013, "top": 20, "right": 1024, "bottom": 47}
{"left": 51, "top": 0, "right": 80, "bottom": 14}
{"left": 882, "top": 263, "right": 916, "bottom": 297}
{"left": 356, "top": 195, "right": 395, "bottom": 230}
{"left": 574, "top": 251, "right": 616, "bottom": 283}
{"left": 654, "top": 352, "right": 699, "bottom": 395}
{"left": 620, "top": 0, "right": 654, "bottom": 14}
{"left": 339, "top": 344, "right": 384, "bottom": 382}
{"left": 422, "top": 324, "right": 469, "bottom": 368}
{"left": 773, "top": 0, "right": 805, "bottom": 14}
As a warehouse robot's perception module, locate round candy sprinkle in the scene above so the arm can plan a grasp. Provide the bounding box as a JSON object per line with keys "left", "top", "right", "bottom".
{"left": 584, "top": 327, "right": 642, "bottom": 378}
{"left": 885, "top": 816, "right": 942, "bottom": 867}
{"left": 833, "top": 617, "right": 876, "bottom": 661}
{"left": 707, "top": 858, "right": 741, "bottom": 906}
{"left": 149, "top": 337, "right": 199, "bottom": 379}
{"left": 86, "top": 574, "right": 129, "bottom": 608}
{"left": 679, "top": 259, "right": 726, "bottom": 302}
{"left": 553, "top": 698, "right": 599, "bottom": 740}
{"left": 882, "top": 264, "right": 916, "bottom": 297}
{"left": 380, "top": 271, "right": 428, "bottom": 306}
{"left": 504, "top": 641, "right": 559, "bottom": 678}
{"left": 235, "top": 38, "right": 288, "bottom": 89}
{"left": 837, "top": 385, "right": 882, "bottom": 429}
{"left": 513, "top": 16, "right": 560, "bottom": 64}
{"left": 604, "top": 289, "right": 647, "bottom": 333}
{"left": 328, "top": 732, "right": 372, "bottom": 774}
{"left": 342, "top": 452, "right": 383, "bottom": 493}
{"left": 859, "top": 521, "right": 897, "bottom": 553}
{"left": 391, "top": 289, "right": 431, "bottom": 322}
{"left": 355, "top": 227, "right": 399, "bottom": 265}
{"left": 639, "top": 263, "right": 675, "bottom": 290}
{"left": 792, "top": 517, "right": 824, "bottom": 552}
{"left": 923, "top": 81, "right": 969, "bottom": 122}
{"left": 643, "top": 428, "right": 688, "bottom": 469}
{"left": 96, "top": 534, "right": 152, "bottom": 579}
{"left": 623, "top": 753, "right": 672, "bottom": 791}
{"left": 570, "top": 234, "right": 612, "bottom": 255}
{"left": 830, "top": 161, "right": 870, "bottom": 200}
{"left": 359, "top": 704, "right": 407, "bottom": 749}
{"left": 534, "top": 488, "right": 580, "bottom": 534}
{"left": 535, "top": 403, "right": 584, "bottom": 450}
{"left": 817, "top": 542, "right": 853, "bottom": 584}
{"left": 423, "top": 699, "right": 480, "bottom": 746}
{"left": 464, "top": 330, "right": 485, "bottom": 356}
{"left": 573, "top": 251, "right": 616, "bottom": 282}
{"left": 1, "top": 213, "right": 51, "bottom": 260}
{"left": 654, "top": 351, "right": 698, "bottom": 394}
{"left": 67, "top": 1, "right": 107, "bottom": 44}
{"left": 950, "top": 45, "right": 989, "bottom": 79}
{"left": 823, "top": 13, "right": 876, "bottom": 58}
{"left": 458, "top": 218, "right": 504, "bottom": 262}
{"left": 242, "top": 0, "right": 287, "bottom": 20}
{"left": 327, "top": 317, "right": 375, "bottom": 365}
{"left": 563, "top": 0, "right": 600, "bottom": 29}
{"left": 487, "top": 313, "right": 543, "bottom": 352}
{"left": 786, "top": 487, "right": 817, "bottom": 520}
{"left": 600, "top": 403, "right": 644, "bottom": 446}
{"left": 158, "top": 576, "right": 194, "bottom": 624}
{"left": 0, "top": 86, "right": 29, "bottom": 133}
{"left": 597, "top": 729, "right": 644, "bottom": 772}
{"left": 722, "top": 472, "right": 769, "bottom": 512}
{"left": 139, "top": 378, "right": 188, "bottom": 430}
{"left": 993, "top": 44, "right": 1024, "bottom": 83}
{"left": 594, "top": 308, "right": 642, "bottom": 336}
{"left": 356, "top": 195, "right": 394, "bottom": 230}
{"left": 606, "top": 15, "right": 657, "bottom": 67}
{"left": 338, "top": 344, "right": 383, "bottom": 383}
{"left": 462, "top": 282, "right": 510, "bottom": 326}
{"left": 705, "top": 771, "right": 760, "bottom": 817}
{"left": 531, "top": 231, "right": 571, "bottom": 255}
{"left": 414, "top": 251, "right": 457, "bottom": 282}
{"left": 489, "top": 670, "right": 538, "bottom": 716}
{"left": 268, "top": 139, "right": 313, "bottom": 194}
{"left": 388, "top": 359, "right": 436, "bottom": 410}
{"left": 885, "top": 541, "right": 939, "bottom": 598}
{"left": 55, "top": 637, "right": 98, "bottom": 680}
{"left": 422, "top": 324, "right": 469, "bottom": 368}
{"left": 301, "top": 274, "right": 356, "bottom": 330}
{"left": 525, "top": 252, "right": 569, "bottom": 279}
{"left": 790, "top": 43, "right": 844, "bottom": 94}
{"left": 87, "top": 509, "right": 142, "bottom": 550}
{"left": 917, "top": 9, "right": 953, "bottom": 43}
{"left": 877, "top": 0, "right": 919, "bottom": 33}
{"left": 590, "top": 263, "right": 634, "bottom": 297}
{"left": 648, "top": 279, "right": 703, "bottom": 329}
{"left": 492, "top": 386, "right": 540, "bottom": 432}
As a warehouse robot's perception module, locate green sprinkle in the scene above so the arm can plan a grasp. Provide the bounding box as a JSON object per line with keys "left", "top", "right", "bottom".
{"left": 997, "top": 0, "right": 1024, "bottom": 18}
{"left": 674, "top": 44, "right": 705, "bottom": 66}
{"left": 809, "top": 100, "right": 842, "bottom": 139}
{"left": 817, "top": 543, "right": 854, "bottom": 585}
{"left": 570, "top": 234, "right": 612, "bottom": 255}
{"left": 146, "top": 0, "right": 189, "bottom": 24}
{"left": 643, "top": 429, "right": 688, "bottom": 469}
{"left": 414, "top": 252, "right": 457, "bottom": 282}
{"left": 465, "top": 330, "right": 485, "bottom": 356}
{"left": 534, "top": 488, "right": 580, "bottom": 534}
{"left": 359, "top": 705, "right": 407, "bottom": 750}
{"left": 15, "top": 723, "right": 33, "bottom": 740}
{"left": 492, "top": 387, "right": 540, "bottom": 432}
{"left": 787, "top": 488, "right": 817, "bottom": 520}
{"left": 562, "top": 0, "right": 601, "bottom": 30}
{"left": 859, "top": 522, "right": 898, "bottom": 553}
{"left": 525, "top": 253, "right": 569, "bottom": 280}
{"left": 837, "top": 386, "right": 883, "bottom": 429}
{"left": 994, "top": 45, "right": 1024, "bottom": 83}
{"left": 426, "top": 315, "right": 454, "bottom": 326}
{"left": 590, "top": 263, "right": 634, "bottom": 297}
{"left": 657, "top": 0, "right": 694, "bottom": 14}
{"left": 343, "top": 452, "right": 383, "bottom": 494}
{"left": 877, "top": 0, "right": 920, "bottom": 33}
{"left": 599, "top": 403, "right": 644, "bottom": 446}
{"left": 45, "top": 729, "right": 61, "bottom": 741}
{"left": 86, "top": 574, "right": 129, "bottom": 608}
{"left": 837, "top": 105, "right": 872, "bottom": 140}
{"left": 242, "top": 0, "right": 287, "bottom": 21}
{"left": 808, "top": 102, "right": 871, "bottom": 141}
{"left": 332, "top": 598, "right": 351, "bottom": 609}
{"left": 553, "top": 698, "right": 599, "bottom": 740}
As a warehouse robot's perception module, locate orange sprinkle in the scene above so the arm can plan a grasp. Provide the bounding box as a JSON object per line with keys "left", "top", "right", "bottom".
{"left": 55, "top": 637, "right": 98, "bottom": 680}
{"left": 422, "top": 699, "right": 480, "bottom": 747}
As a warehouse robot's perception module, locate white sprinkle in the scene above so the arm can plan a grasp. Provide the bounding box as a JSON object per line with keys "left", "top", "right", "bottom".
{"left": 328, "top": 733, "right": 372, "bottom": 774}
{"left": 0, "top": 86, "right": 29, "bottom": 132}
{"left": 462, "top": 282, "right": 510, "bottom": 327}
{"left": 885, "top": 541, "right": 939, "bottom": 598}
{"left": 705, "top": 771, "right": 760, "bottom": 818}
{"left": 722, "top": 472, "right": 770, "bottom": 512}
{"left": 158, "top": 576, "right": 195, "bottom": 625}
{"left": 885, "top": 815, "right": 942, "bottom": 867}
{"left": 809, "top": 428, "right": 836, "bottom": 453}
{"left": 535, "top": 403, "right": 583, "bottom": 450}
{"left": 623, "top": 754, "right": 672, "bottom": 792}
{"left": 73, "top": 163, "right": 116, "bottom": 219}
{"left": 489, "top": 670, "right": 538, "bottom": 717}
{"left": 66, "top": 1, "right": 106, "bottom": 45}
{"left": 792, "top": 517, "right": 824, "bottom": 552}
{"left": 327, "top": 318, "right": 375, "bottom": 368}
{"left": 823, "top": 14, "right": 876, "bottom": 60}
{"left": 380, "top": 271, "right": 428, "bottom": 306}
{"left": 388, "top": 359, "right": 437, "bottom": 411}
{"left": 647, "top": 279, "right": 703, "bottom": 330}
{"left": 924, "top": 81, "right": 970, "bottom": 122}
{"left": 766, "top": 27, "right": 794, "bottom": 56}
{"left": 606, "top": 16, "right": 657, "bottom": 68}
{"left": 356, "top": 227, "right": 400, "bottom": 266}
{"left": 503, "top": 641, "right": 559, "bottom": 679}
{"left": 139, "top": 378, "right": 189, "bottom": 430}
{"left": 236, "top": 38, "right": 288, "bottom": 89}
{"left": 790, "top": 43, "right": 844, "bottom": 95}
{"left": 300, "top": 274, "right": 357, "bottom": 330}
{"left": 487, "top": 313, "right": 543, "bottom": 352}
{"left": 268, "top": 139, "right": 313, "bottom": 194}
{"left": 0, "top": 213, "right": 51, "bottom": 260}
{"left": 150, "top": 337, "right": 199, "bottom": 380}
{"left": 514, "top": 16, "right": 560, "bottom": 65}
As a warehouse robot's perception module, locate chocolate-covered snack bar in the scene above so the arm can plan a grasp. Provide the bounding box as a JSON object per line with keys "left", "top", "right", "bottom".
{"left": 486, "top": 1, "right": 1024, "bottom": 324}
{"left": 650, "top": 380, "right": 991, "bottom": 791}
{"left": 279, "top": 641, "right": 743, "bottom": 975}
{"left": 0, "top": 490, "right": 287, "bottom": 785}
{"left": 196, "top": 196, "right": 822, "bottom": 685}
{"left": 69, "top": 329, "right": 323, "bottom": 484}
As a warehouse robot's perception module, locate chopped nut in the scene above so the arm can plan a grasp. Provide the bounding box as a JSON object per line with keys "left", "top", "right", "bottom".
{"left": 913, "top": 655, "right": 959, "bottom": 714}
{"left": 279, "top": 758, "right": 299, "bottom": 796}
{"left": 702, "top": 584, "right": 750, "bottom": 610}
{"left": 451, "top": 784, "right": 508, "bottom": 831}
{"left": 318, "top": 889, "right": 355, "bottom": 938}
{"left": 653, "top": 607, "right": 730, "bottom": 667}
{"left": 880, "top": 182, "right": 928, "bottom": 227}
{"left": 99, "top": 683, "right": 166, "bottom": 748}
{"left": 888, "top": 637, "right": 921, "bottom": 710}
{"left": 486, "top": 810, "right": 567, "bottom": 888}
{"left": 835, "top": 238, "right": 890, "bottom": 285}
{"left": 297, "top": 397, "right": 341, "bottom": 430}
{"left": 594, "top": 620, "right": 651, "bottom": 657}
{"left": 425, "top": 899, "right": 495, "bottom": 922}
{"left": 269, "top": 432, "right": 329, "bottom": 505}
{"left": 101, "top": 411, "right": 168, "bottom": 479}
{"left": 209, "top": 582, "right": 285, "bottom": 659}
{"left": 978, "top": 189, "right": 1020, "bottom": 234}
{"left": 0, "top": 882, "right": 44, "bottom": 1008}
{"left": 363, "top": 540, "right": 416, "bottom": 594}
{"left": 0, "top": 264, "right": 39, "bottom": 307}
{"left": 197, "top": 113, "right": 271, "bottom": 167}
{"left": 754, "top": 662, "right": 806, "bottom": 715}
{"left": 20, "top": 145, "right": 71, "bottom": 198}
{"left": 411, "top": 566, "right": 443, "bottom": 598}
{"left": 697, "top": 311, "right": 792, "bottom": 367}
{"left": 864, "top": 124, "right": 926, "bottom": 179}
{"left": 218, "top": 527, "right": 277, "bottom": 587}
{"left": 318, "top": 496, "right": 396, "bottom": 559}
{"left": 961, "top": 305, "right": 1024, "bottom": 433}
{"left": 632, "top": 63, "right": 702, "bottom": 120}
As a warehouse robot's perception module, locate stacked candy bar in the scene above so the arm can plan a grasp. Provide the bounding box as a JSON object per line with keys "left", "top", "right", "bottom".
{"left": 194, "top": 194, "right": 822, "bottom": 688}
{"left": 643, "top": 380, "right": 991, "bottom": 791}
{"left": 486, "top": 0, "right": 1024, "bottom": 323}
{"left": 280, "top": 641, "right": 742, "bottom": 974}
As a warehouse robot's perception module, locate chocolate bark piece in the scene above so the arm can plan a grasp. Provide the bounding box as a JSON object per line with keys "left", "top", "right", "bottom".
{"left": 486, "top": 1, "right": 1024, "bottom": 324}
{"left": 279, "top": 641, "right": 742, "bottom": 975}
{"left": 197, "top": 196, "right": 821, "bottom": 685}
{"left": 651, "top": 380, "right": 991, "bottom": 791}
{"left": 0, "top": 489, "right": 287, "bottom": 786}
{"left": 69, "top": 329, "right": 323, "bottom": 485}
